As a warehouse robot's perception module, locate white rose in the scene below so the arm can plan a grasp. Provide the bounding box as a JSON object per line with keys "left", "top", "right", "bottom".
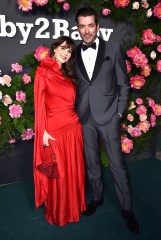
{"left": 0, "top": 77, "right": 5, "bottom": 86}
{"left": 2, "top": 94, "right": 12, "bottom": 106}
{"left": 2, "top": 75, "right": 12, "bottom": 87}
{"left": 146, "top": 8, "right": 153, "bottom": 18}
{"left": 150, "top": 51, "right": 156, "bottom": 60}
{"left": 139, "top": 114, "right": 147, "bottom": 122}
{"left": 0, "top": 91, "right": 2, "bottom": 100}
{"left": 132, "top": 2, "right": 140, "bottom": 10}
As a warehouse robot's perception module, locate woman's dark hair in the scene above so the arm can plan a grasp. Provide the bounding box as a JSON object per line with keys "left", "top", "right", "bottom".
{"left": 75, "top": 7, "right": 99, "bottom": 25}
{"left": 51, "top": 36, "right": 76, "bottom": 83}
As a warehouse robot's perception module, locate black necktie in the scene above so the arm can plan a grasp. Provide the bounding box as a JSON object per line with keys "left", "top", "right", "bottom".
{"left": 82, "top": 42, "right": 96, "bottom": 51}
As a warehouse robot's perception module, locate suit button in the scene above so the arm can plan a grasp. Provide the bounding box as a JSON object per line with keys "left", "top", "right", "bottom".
{"left": 89, "top": 82, "right": 93, "bottom": 86}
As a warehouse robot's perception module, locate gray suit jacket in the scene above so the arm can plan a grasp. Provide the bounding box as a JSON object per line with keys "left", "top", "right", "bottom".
{"left": 75, "top": 38, "right": 130, "bottom": 125}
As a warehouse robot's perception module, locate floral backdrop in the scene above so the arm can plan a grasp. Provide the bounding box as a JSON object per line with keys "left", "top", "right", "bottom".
{"left": 0, "top": 0, "right": 161, "bottom": 155}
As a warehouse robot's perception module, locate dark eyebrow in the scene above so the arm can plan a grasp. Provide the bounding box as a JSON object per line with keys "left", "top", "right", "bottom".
{"left": 61, "top": 45, "right": 72, "bottom": 52}
{"left": 79, "top": 23, "right": 95, "bottom": 27}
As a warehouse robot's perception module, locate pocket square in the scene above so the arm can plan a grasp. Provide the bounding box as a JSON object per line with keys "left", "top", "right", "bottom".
{"left": 104, "top": 56, "right": 110, "bottom": 61}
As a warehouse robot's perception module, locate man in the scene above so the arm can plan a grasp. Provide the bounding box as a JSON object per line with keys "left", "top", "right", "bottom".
{"left": 75, "top": 7, "right": 139, "bottom": 233}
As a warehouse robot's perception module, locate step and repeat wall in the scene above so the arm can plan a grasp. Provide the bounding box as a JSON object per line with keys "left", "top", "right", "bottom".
{"left": 0, "top": 1, "right": 136, "bottom": 184}
{"left": 0, "top": 1, "right": 136, "bottom": 73}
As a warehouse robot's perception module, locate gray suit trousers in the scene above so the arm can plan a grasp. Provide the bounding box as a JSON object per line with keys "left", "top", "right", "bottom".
{"left": 82, "top": 112, "right": 132, "bottom": 210}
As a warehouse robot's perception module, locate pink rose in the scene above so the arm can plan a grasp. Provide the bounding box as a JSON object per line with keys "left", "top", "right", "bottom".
{"left": 142, "top": 29, "right": 156, "bottom": 45}
{"left": 141, "top": 64, "right": 151, "bottom": 77}
{"left": 156, "top": 60, "right": 161, "bottom": 72}
{"left": 22, "top": 73, "right": 31, "bottom": 84}
{"left": 102, "top": 8, "right": 111, "bottom": 16}
{"left": 152, "top": 104, "right": 161, "bottom": 116}
{"left": 11, "top": 63, "right": 23, "bottom": 73}
{"left": 121, "top": 134, "right": 127, "bottom": 141}
{"left": 127, "top": 126, "right": 142, "bottom": 137}
{"left": 130, "top": 75, "right": 145, "bottom": 89}
{"left": 18, "top": 0, "right": 33, "bottom": 12}
{"left": 34, "top": 46, "right": 50, "bottom": 61}
{"left": 127, "top": 48, "right": 148, "bottom": 68}
{"left": 9, "top": 104, "right": 23, "bottom": 118}
{"left": 2, "top": 95, "right": 12, "bottom": 106}
{"left": 126, "top": 60, "right": 131, "bottom": 73}
{"left": 120, "top": 123, "right": 127, "bottom": 130}
{"left": 127, "top": 114, "right": 134, "bottom": 122}
{"left": 130, "top": 128, "right": 142, "bottom": 137}
{"left": 157, "top": 45, "right": 161, "bottom": 53}
{"left": 8, "top": 138, "right": 16, "bottom": 144}
{"left": 136, "top": 105, "right": 147, "bottom": 115}
{"left": 137, "top": 120, "right": 150, "bottom": 133}
{"left": 57, "top": 0, "right": 65, "bottom": 2}
{"left": 141, "top": 0, "right": 149, "bottom": 9}
{"left": 147, "top": 97, "right": 155, "bottom": 107}
{"left": 34, "top": 0, "right": 48, "bottom": 6}
{"left": 127, "top": 46, "right": 141, "bottom": 59}
{"left": 21, "top": 128, "right": 34, "bottom": 140}
{"left": 150, "top": 114, "right": 156, "bottom": 127}
{"left": 16, "top": 90, "right": 26, "bottom": 103}
{"left": 63, "top": 2, "right": 70, "bottom": 11}
{"left": 0, "top": 75, "right": 12, "bottom": 87}
{"left": 153, "top": 2, "right": 161, "bottom": 19}
{"left": 121, "top": 137, "right": 133, "bottom": 153}
{"left": 0, "top": 91, "right": 2, "bottom": 100}
{"left": 114, "top": 0, "right": 130, "bottom": 8}
{"left": 156, "top": 35, "right": 161, "bottom": 43}
{"left": 136, "top": 98, "right": 143, "bottom": 105}
{"left": 133, "top": 53, "right": 148, "bottom": 68}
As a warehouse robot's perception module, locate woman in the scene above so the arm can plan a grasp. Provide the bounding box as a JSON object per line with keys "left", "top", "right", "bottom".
{"left": 34, "top": 36, "right": 86, "bottom": 226}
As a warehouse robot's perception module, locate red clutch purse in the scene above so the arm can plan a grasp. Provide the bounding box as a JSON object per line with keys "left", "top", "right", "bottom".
{"left": 37, "top": 144, "right": 59, "bottom": 178}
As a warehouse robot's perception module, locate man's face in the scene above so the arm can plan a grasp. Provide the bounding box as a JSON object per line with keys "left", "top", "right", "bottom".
{"left": 77, "top": 15, "right": 99, "bottom": 44}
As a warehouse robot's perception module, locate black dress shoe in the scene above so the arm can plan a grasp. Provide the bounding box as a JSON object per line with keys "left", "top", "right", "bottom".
{"left": 83, "top": 198, "right": 104, "bottom": 217}
{"left": 121, "top": 210, "right": 140, "bottom": 233}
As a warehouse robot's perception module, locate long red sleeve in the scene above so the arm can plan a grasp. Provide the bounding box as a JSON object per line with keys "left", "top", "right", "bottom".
{"left": 34, "top": 63, "right": 48, "bottom": 208}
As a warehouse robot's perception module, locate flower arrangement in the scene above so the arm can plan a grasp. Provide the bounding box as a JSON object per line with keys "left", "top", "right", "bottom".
{"left": 0, "top": 45, "right": 51, "bottom": 153}
{"left": 0, "top": 0, "right": 161, "bottom": 155}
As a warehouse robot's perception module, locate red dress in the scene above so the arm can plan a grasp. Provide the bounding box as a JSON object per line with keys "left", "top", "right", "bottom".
{"left": 34, "top": 57, "right": 86, "bottom": 226}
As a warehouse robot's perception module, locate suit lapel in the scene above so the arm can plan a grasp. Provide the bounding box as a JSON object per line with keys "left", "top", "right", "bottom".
{"left": 76, "top": 44, "right": 90, "bottom": 82}
{"left": 76, "top": 38, "right": 106, "bottom": 82}
{"left": 91, "top": 38, "right": 106, "bottom": 82}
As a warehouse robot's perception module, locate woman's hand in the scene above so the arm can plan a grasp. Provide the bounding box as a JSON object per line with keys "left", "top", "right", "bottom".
{"left": 43, "top": 130, "right": 56, "bottom": 146}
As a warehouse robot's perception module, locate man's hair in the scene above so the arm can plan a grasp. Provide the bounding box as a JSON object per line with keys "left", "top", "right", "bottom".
{"left": 75, "top": 7, "right": 99, "bottom": 25}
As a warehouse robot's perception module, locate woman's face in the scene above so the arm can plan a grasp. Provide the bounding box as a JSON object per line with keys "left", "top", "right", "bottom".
{"left": 53, "top": 41, "right": 72, "bottom": 67}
